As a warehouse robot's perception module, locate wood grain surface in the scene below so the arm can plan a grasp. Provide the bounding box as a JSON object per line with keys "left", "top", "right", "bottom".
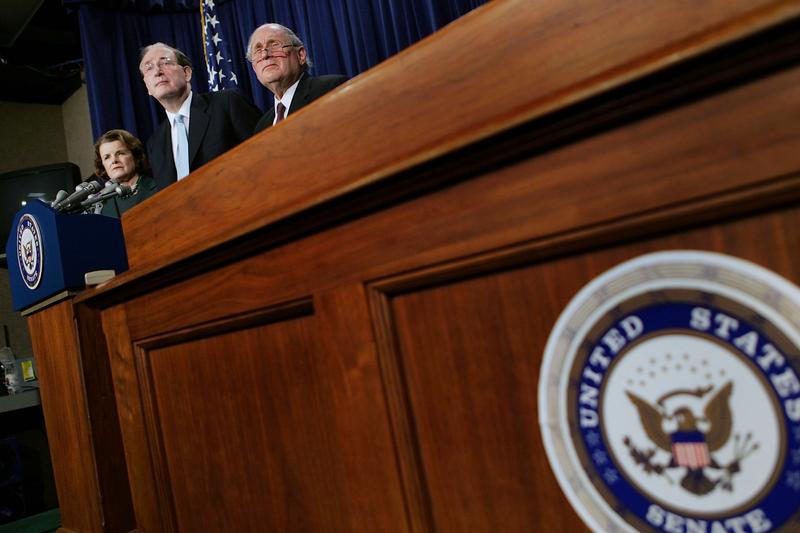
{"left": 107, "top": 63, "right": 800, "bottom": 340}
{"left": 371, "top": 205, "right": 800, "bottom": 532}
{"left": 114, "top": 289, "right": 406, "bottom": 532}
{"left": 27, "top": 302, "right": 108, "bottom": 532}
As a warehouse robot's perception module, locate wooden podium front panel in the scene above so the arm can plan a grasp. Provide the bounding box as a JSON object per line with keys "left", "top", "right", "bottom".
{"left": 116, "top": 287, "right": 407, "bottom": 533}
{"left": 28, "top": 301, "right": 134, "bottom": 533}
{"left": 89, "top": 57, "right": 800, "bottom": 531}
{"left": 27, "top": 301, "right": 105, "bottom": 532}
{"left": 77, "top": 5, "right": 800, "bottom": 531}
{"left": 374, "top": 273, "right": 584, "bottom": 532}
{"left": 372, "top": 204, "right": 800, "bottom": 532}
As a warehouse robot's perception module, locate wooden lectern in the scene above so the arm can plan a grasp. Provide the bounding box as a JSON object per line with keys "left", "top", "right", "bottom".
{"left": 25, "top": 1, "right": 800, "bottom": 531}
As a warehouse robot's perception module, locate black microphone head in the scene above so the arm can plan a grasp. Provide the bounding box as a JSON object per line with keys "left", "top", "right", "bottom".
{"left": 55, "top": 178, "right": 105, "bottom": 212}
{"left": 77, "top": 175, "right": 104, "bottom": 192}
{"left": 80, "top": 180, "right": 125, "bottom": 209}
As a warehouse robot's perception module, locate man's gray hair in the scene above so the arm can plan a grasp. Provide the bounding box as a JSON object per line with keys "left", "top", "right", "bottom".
{"left": 246, "top": 23, "right": 313, "bottom": 69}
{"left": 139, "top": 42, "right": 193, "bottom": 72}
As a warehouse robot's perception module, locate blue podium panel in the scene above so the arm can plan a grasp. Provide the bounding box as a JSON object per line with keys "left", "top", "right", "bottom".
{"left": 4, "top": 200, "right": 128, "bottom": 311}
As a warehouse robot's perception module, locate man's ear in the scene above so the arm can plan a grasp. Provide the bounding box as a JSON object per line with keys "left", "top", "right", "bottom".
{"left": 184, "top": 66, "right": 193, "bottom": 83}
{"left": 298, "top": 46, "right": 307, "bottom": 67}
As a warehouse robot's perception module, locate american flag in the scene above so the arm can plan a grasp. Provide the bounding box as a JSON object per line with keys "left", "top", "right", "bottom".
{"left": 201, "top": 0, "right": 240, "bottom": 91}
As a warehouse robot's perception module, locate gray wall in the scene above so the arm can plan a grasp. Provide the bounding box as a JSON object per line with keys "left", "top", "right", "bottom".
{"left": 1, "top": 82, "right": 93, "bottom": 357}
{"left": 0, "top": 84, "right": 93, "bottom": 177}
{"left": 63, "top": 85, "right": 95, "bottom": 178}
{"left": 0, "top": 101, "right": 68, "bottom": 175}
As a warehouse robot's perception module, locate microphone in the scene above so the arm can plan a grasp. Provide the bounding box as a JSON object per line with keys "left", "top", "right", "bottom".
{"left": 90, "top": 178, "right": 120, "bottom": 199}
{"left": 115, "top": 184, "right": 133, "bottom": 198}
{"left": 80, "top": 182, "right": 131, "bottom": 209}
{"left": 50, "top": 190, "right": 68, "bottom": 208}
{"left": 54, "top": 176, "right": 105, "bottom": 212}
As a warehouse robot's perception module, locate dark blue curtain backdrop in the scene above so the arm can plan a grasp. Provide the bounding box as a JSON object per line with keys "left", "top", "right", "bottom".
{"left": 66, "top": 0, "right": 487, "bottom": 143}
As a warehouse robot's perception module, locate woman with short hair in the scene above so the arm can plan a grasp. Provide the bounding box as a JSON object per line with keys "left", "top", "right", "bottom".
{"left": 93, "top": 129, "right": 158, "bottom": 217}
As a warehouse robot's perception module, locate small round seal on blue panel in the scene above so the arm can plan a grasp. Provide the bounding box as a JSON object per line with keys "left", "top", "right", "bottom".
{"left": 539, "top": 251, "right": 800, "bottom": 532}
{"left": 16, "top": 214, "right": 43, "bottom": 290}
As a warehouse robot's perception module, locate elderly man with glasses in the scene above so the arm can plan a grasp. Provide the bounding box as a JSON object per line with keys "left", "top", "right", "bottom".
{"left": 247, "top": 24, "right": 348, "bottom": 134}
{"left": 139, "top": 42, "right": 261, "bottom": 190}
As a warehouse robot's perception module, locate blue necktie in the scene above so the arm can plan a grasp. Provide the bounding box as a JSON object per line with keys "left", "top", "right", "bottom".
{"left": 174, "top": 114, "right": 190, "bottom": 180}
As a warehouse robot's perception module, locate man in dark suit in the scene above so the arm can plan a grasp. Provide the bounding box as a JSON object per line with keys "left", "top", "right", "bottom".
{"left": 140, "top": 43, "right": 261, "bottom": 190}
{"left": 247, "top": 24, "right": 347, "bottom": 134}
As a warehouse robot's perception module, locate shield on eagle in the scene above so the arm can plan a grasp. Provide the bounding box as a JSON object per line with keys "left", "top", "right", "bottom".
{"left": 671, "top": 430, "right": 711, "bottom": 470}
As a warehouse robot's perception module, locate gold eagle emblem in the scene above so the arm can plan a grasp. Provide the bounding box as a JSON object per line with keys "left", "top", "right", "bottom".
{"left": 624, "top": 381, "right": 757, "bottom": 494}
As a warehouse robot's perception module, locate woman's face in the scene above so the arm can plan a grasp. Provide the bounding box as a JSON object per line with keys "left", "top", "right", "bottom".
{"left": 99, "top": 140, "right": 137, "bottom": 183}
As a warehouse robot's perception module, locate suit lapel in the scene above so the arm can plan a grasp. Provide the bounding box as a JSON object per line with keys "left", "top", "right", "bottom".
{"left": 264, "top": 107, "right": 276, "bottom": 127}
{"left": 187, "top": 93, "right": 210, "bottom": 168}
{"left": 153, "top": 120, "right": 177, "bottom": 186}
{"left": 288, "top": 74, "right": 313, "bottom": 116}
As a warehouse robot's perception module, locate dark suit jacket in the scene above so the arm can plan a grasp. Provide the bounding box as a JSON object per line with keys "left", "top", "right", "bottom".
{"left": 147, "top": 90, "right": 261, "bottom": 190}
{"left": 253, "top": 74, "right": 348, "bottom": 134}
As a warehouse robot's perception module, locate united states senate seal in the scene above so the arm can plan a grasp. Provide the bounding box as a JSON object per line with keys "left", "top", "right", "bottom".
{"left": 539, "top": 251, "right": 800, "bottom": 532}
{"left": 16, "top": 213, "right": 43, "bottom": 290}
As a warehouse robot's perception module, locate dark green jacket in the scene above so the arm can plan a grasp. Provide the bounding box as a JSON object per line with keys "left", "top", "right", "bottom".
{"left": 100, "top": 175, "right": 158, "bottom": 218}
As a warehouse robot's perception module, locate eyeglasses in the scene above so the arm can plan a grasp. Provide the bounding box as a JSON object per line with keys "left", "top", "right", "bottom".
{"left": 248, "top": 42, "right": 296, "bottom": 62}
{"left": 141, "top": 57, "right": 183, "bottom": 75}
